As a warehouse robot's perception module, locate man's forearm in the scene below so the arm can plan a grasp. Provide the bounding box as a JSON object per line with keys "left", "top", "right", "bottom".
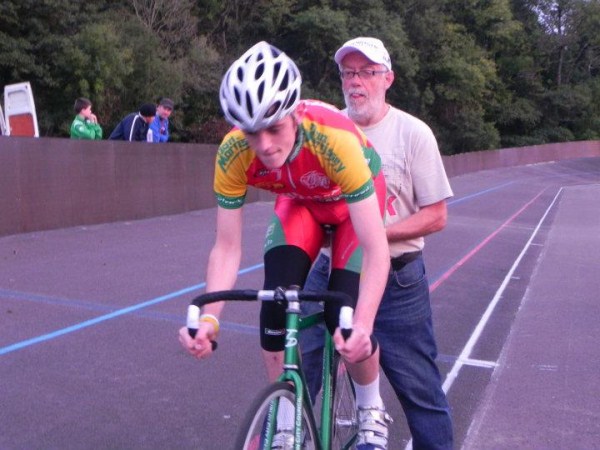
{"left": 386, "top": 201, "right": 447, "bottom": 242}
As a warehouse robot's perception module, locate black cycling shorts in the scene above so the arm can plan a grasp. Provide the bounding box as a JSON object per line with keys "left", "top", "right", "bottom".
{"left": 260, "top": 245, "right": 359, "bottom": 352}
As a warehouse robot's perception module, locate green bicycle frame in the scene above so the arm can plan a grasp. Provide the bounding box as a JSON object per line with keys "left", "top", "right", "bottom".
{"left": 264, "top": 299, "right": 337, "bottom": 450}
{"left": 296, "top": 307, "right": 338, "bottom": 449}
{"left": 187, "top": 288, "right": 356, "bottom": 450}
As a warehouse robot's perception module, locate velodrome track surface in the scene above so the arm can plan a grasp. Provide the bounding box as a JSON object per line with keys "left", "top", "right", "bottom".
{"left": 1, "top": 157, "right": 599, "bottom": 450}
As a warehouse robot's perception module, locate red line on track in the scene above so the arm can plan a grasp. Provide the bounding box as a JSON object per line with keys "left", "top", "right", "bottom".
{"left": 429, "top": 189, "right": 546, "bottom": 293}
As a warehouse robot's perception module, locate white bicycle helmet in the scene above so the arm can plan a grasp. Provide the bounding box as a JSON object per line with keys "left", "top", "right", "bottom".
{"left": 219, "top": 41, "right": 302, "bottom": 132}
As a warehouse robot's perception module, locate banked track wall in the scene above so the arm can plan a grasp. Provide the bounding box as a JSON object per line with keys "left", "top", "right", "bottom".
{"left": 1, "top": 137, "right": 598, "bottom": 236}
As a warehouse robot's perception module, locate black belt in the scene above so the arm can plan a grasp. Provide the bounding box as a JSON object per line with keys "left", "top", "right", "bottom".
{"left": 390, "top": 251, "right": 422, "bottom": 271}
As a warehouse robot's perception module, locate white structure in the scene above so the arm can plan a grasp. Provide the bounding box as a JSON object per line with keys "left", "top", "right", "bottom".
{"left": 0, "top": 103, "right": 7, "bottom": 135}
{"left": 3, "top": 81, "right": 39, "bottom": 137}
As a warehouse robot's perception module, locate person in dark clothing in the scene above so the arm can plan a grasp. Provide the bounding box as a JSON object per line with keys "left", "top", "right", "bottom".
{"left": 109, "top": 104, "right": 156, "bottom": 141}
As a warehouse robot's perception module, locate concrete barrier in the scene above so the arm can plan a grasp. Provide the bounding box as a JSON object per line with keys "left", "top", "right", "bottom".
{"left": 442, "top": 140, "right": 600, "bottom": 177}
{"left": 1, "top": 136, "right": 598, "bottom": 236}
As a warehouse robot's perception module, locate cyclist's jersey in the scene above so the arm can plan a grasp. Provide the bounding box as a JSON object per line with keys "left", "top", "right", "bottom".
{"left": 214, "top": 100, "right": 386, "bottom": 351}
{"left": 214, "top": 99, "right": 382, "bottom": 209}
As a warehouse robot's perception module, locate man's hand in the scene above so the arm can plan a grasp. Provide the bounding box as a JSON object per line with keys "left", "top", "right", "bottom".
{"left": 333, "top": 325, "right": 372, "bottom": 363}
{"left": 178, "top": 322, "right": 217, "bottom": 360}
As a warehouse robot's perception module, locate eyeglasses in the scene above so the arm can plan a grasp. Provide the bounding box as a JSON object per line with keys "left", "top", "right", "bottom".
{"left": 339, "top": 69, "right": 389, "bottom": 80}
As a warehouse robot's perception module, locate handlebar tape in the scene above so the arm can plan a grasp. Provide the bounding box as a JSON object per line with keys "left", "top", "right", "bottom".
{"left": 340, "top": 305, "right": 353, "bottom": 341}
{"left": 189, "top": 289, "right": 354, "bottom": 308}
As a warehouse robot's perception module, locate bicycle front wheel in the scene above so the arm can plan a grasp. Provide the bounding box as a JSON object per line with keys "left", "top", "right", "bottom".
{"left": 331, "top": 354, "right": 358, "bottom": 450}
{"left": 235, "top": 382, "right": 319, "bottom": 450}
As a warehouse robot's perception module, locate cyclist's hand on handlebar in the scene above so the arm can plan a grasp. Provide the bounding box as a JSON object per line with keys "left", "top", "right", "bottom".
{"left": 178, "top": 322, "right": 216, "bottom": 360}
{"left": 333, "top": 325, "right": 373, "bottom": 363}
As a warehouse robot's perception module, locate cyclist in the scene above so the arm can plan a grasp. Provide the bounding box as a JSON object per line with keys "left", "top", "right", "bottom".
{"left": 178, "top": 41, "right": 391, "bottom": 449}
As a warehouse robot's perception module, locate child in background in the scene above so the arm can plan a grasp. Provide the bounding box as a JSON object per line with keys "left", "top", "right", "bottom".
{"left": 70, "top": 98, "right": 103, "bottom": 140}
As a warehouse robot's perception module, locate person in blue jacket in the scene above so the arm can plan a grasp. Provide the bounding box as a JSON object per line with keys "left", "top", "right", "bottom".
{"left": 149, "top": 98, "right": 174, "bottom": 143}
{"left": 109, "top": 103, "right": 156, "bottom": 141}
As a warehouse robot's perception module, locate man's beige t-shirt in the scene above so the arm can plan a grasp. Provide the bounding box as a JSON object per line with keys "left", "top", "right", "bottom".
{"left": 354, "top": 106, "right": 453, "bottom": 257}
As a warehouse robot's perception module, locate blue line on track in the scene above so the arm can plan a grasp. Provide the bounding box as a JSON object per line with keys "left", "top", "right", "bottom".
{"left": 447, "top": 181, "right": 515, "bottom": 207}
{"left": 0, "top": 180, "right": 516, "bottom": 357}
{"left": 0, "top": 288, "right": 121, "bottom": 313}
{"left": 0, "top": 263, "right": 264, "bottom": 356}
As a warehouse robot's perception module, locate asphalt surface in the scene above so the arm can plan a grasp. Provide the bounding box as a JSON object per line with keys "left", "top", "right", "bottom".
{"left": 1, "top": 156, "right": 599, "bottom": 450}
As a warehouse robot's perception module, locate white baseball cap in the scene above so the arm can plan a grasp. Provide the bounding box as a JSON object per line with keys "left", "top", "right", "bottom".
{"left": 334, "top": 37, "right": 392, "bottom": 70}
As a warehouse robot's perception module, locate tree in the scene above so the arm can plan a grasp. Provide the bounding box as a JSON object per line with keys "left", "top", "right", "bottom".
{"left": 131, "top": 0, "right": 198, "bottom": 57}
{"left": 0, "top": 0, "right": 597, "bottom": 147}
{"left": 398, "top": 1, "right": 503, "bottom": 153}
{"left": 517, "top": 0, "right": 600, "bottom": 141}
{"left": 0, "top": 0, "right": 107, "bottom": 134}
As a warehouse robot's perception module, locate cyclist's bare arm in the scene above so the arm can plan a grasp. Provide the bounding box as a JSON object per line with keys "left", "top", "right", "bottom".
{"left": 179, "top": 206, "right": 243, "bottom": 359}
{"left": 206, "top": 206, "right": 244, "bottom": 301}
{"left": 334, "top": 194, "right": 389, "bottom": 362}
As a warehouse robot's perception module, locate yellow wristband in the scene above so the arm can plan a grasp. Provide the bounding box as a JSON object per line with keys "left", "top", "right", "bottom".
{"left": 199, "top": 314, "right": 220, "bottom": 334}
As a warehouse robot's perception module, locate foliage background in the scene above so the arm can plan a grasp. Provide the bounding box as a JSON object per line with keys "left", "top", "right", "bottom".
{"left": 0, "top": 0, "right": 598, "bottom": 154}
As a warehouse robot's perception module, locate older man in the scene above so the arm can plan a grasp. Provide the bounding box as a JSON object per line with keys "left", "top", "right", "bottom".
{"left": 301, "top": 37, "right": 454, "bottom": 449}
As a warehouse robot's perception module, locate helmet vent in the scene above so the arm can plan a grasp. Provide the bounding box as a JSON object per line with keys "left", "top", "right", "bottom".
{"left": 228, "top": 109, "right": 241, "bottom": 124}
{"left": 273, "top": 62, "right": 282, "bottom": 83}
{"left": 269, "top": 46, "right": 280, "bottom": 58}
{"left": 246, "top": 92, "right": 254, "bottom": 117}
{"left": 265, "top": 102, "right": 281, "bottom": 119}
{"left": 285, "top": 91, "right": 298, "bottom": 109}
{"left": 280, "top": 69, "right": 289, "bottom": 90}
{"left": 257, "top": 81, "right": 265, "bottom": 102}
{"left": 256, "top": 62, "right": 265, "bottom": 80}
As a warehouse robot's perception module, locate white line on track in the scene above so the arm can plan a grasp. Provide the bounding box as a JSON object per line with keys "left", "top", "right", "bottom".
{"left": 404, "top": 187, "right": 563, "bottom": 450}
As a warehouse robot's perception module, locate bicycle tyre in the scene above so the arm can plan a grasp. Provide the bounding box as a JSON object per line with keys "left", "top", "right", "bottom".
{"left": 331, "top": 354, "right": 358, "bottom": 450}
{"left": 235, "top": 382, "right": 319, "bottom": 450}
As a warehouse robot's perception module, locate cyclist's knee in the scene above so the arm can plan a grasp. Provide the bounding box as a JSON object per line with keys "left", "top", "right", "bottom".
{"left": 263, "top": 245, "right": 312, "bottom": 289}
{"left": 261, "top": 246, "right": 314, "bottom": 351}
{"left": 323, "top": 268, "right": 358, "bottom": 333}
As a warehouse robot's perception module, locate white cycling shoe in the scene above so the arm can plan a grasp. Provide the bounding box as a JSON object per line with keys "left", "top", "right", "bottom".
{"left": 271, "top": 429, "right": 294, "bottom": 449}
{"left": 355, "top": 406, "right": 393, "bottom": 450}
